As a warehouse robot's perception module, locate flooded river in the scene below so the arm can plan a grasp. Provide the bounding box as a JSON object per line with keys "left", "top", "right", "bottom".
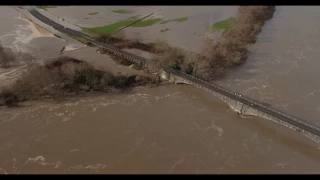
{"left": 1, "top": 6, "right": 320, "bottom": 174}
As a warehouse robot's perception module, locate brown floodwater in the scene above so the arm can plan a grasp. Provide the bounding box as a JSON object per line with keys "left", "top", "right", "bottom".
{"left": 1, "top": 85, "right": 320, "bottom": 174}
{"left": 1, "top": 6, "right": 320, "bottom": 174}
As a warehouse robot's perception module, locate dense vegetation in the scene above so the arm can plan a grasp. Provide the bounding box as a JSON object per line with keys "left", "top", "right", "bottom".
{"left": 0, "top": 56, "right": 159, "bottom": 107}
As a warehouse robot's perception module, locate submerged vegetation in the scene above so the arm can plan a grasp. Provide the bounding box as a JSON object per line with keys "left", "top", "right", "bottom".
{"left": 0, "top": 56, "right": 159, "bottom": 107}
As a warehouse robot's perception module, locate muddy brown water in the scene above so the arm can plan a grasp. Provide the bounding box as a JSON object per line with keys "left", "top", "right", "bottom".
{"left": 1, "top": 6, "right": 320, "bottom": 174}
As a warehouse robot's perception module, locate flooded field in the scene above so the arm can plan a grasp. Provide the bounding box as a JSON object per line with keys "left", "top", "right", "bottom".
{"left": 1, "top": 6, "right": 320, "bottom": 174}
{"left": 40, "top": 6, "right": 238, "bottom": 53}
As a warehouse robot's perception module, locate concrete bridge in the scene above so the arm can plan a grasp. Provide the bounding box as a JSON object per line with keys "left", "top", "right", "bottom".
{"left": 27, "top": 6, "right": 320, "bottom": 143}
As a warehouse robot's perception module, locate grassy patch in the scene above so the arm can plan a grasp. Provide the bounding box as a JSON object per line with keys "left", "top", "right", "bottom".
{"left": 131, "top": 18, "right": 162, "bottom": 27}
{"left": 112, "top": 10, "right": 131, "bottom": 14}
{"left": 160, "top": 28, "right": 169, "bottom": 32}
{"left": 88, "top": 12, "right": 99, "bottom": 16}
{"left": 160, "top": 17, "right": 188, "bottom": 24}
{"left": 36, "top": 6, "right": 57, "bottom": 9}
{"left": 207, "top": 17, "right": 235, "bottom": 32}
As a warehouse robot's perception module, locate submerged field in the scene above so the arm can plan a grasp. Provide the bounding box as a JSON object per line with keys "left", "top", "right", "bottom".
{"left": 40, "top": 6, "right": 238, "bottom": 52}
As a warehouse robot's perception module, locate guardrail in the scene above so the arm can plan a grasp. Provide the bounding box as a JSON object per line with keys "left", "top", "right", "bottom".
{"left": 27, "top": 7, "right": 320, "bottom": 138}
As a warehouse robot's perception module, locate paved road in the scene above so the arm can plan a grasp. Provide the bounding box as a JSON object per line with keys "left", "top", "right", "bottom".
{"left": 26, "top": 6, "right": 320, "bottom": 139}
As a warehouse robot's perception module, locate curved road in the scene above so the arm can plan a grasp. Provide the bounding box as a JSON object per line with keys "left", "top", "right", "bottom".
{"left": 26, "top": 6, "right": 320, "bottom": 140}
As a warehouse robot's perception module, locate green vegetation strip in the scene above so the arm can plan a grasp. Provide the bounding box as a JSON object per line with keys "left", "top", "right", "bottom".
{"left": 112, "top": 10, "right": 131, "bottom": 14}
{"left": 160, "top": 17, "right": 188, "bottom": 24}
{"left": 36, "top": 6, "right": 57, "bottom": 9}
{"left": 207, "top": 17, "right": 235, "bottom": 32}
{"left": 88, "top": 12, "right": 98, "bottom": 15}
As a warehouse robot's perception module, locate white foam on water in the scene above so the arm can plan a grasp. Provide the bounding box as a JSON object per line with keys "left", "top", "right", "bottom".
{"left": 25, "top": 155, "right": 62, "bottom": 169}
{"left": 69, "top": 163, "right": 107, "bottom": 171}
{"left": 69, "top": 149, "right": 80, "bottom": 153}
{"left": 0, "top": 167, "right": 8, "bottom": 174}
